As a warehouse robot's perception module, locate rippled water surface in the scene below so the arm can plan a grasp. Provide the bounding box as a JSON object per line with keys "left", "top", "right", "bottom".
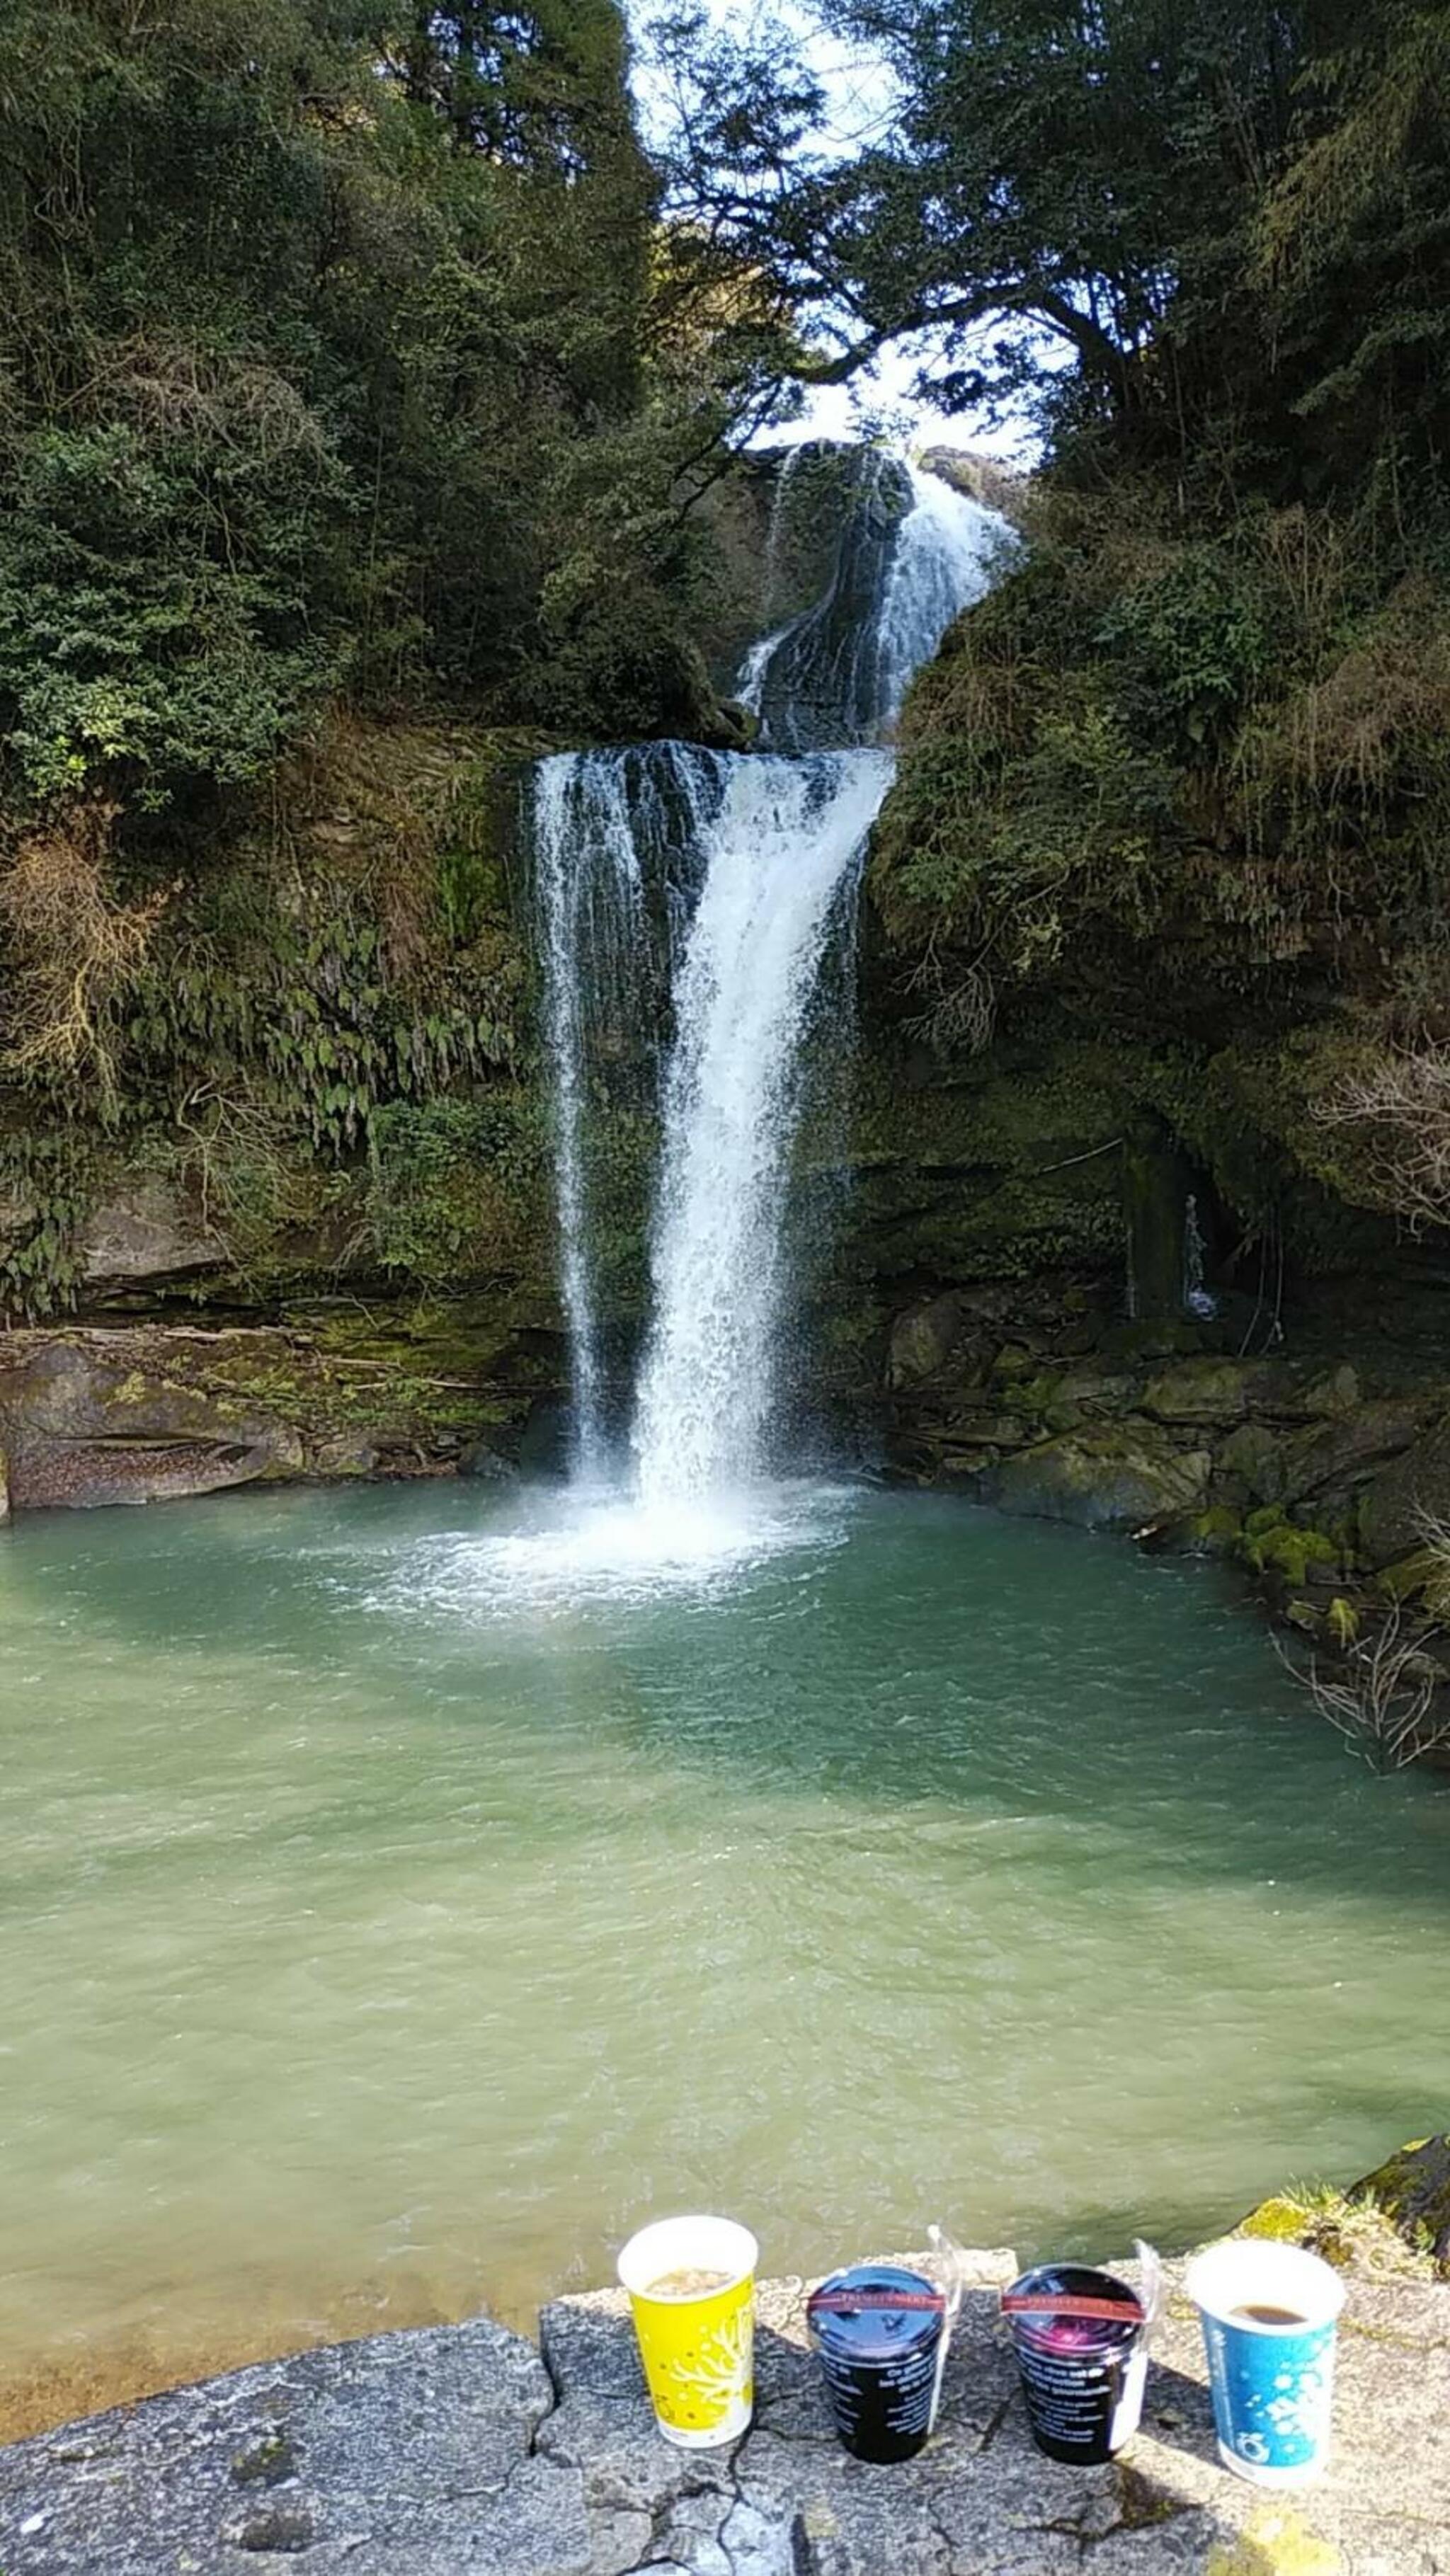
{"left": 1, "top": 1479, "right": 1446, "bottom": 2429}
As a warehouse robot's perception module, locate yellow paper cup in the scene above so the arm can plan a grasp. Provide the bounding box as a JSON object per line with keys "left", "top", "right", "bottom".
{"left": 617, "top": 2214, "right": 758, "bottom": 2448}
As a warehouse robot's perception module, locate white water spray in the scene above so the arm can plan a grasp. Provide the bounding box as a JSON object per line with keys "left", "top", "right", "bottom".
{"left": 876, "top": 466, "right": 1010, "bottom": 721}
{"left": 531, "top": 752, "right": 645, "bottom": 1482}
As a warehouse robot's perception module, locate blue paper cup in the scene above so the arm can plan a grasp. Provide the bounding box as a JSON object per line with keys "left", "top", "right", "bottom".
{"left": 1186, "top": 2240, "right": 1345, "bottom": 2487}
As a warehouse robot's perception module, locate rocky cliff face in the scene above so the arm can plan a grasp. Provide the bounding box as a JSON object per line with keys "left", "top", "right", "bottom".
{"left": 6, "top": 447, "right": 1449, "bottom": 1695}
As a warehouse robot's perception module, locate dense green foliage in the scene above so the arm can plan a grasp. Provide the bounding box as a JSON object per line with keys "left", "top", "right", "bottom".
{"left": 0, "top": 0, "right": 763, "bottom": 806}
{"left": 869, "top": 4, "right": 1450, "bottom": 1260}
{"left": 0, "top": 0, "right": 797, "bottom": 1312}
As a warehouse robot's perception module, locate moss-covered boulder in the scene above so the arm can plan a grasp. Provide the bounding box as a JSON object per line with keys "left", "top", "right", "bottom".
{"left": 1351, "top": 2136, "right": 1450, "bottom": 2268}
{"left": 1239, "top": 1510, "right": 1342, "bottom": 1588}
{"left": 981, "top": 1424, "right": 1211, "bottom": 1528}
{"left": 0, "top": 1307, "right": 552, "bottom": 1511}
{"left": 0, "top": 1336, "right": 299, "bottom": 1507}
{"left": 1142, "top": 1357, "right": 1258, "bottom": 1425}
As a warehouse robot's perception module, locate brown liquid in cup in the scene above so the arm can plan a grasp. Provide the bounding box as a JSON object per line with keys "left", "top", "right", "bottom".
{"left": 646, "top": 2267, "right": 732, "bottom": 2299}
{"left": 1228, "top": 2303, "right": 1308, "bottom": 2327}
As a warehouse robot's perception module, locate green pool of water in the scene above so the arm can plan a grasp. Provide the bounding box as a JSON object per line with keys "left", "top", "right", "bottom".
{"left": 1, "top": 1478, "right": 1446, "bottom": 2422}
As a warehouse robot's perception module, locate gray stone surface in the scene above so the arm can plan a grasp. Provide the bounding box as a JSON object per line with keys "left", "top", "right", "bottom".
{"left": 81, "top": 1178, "right": 225, "bottom": 1286}
{"left": 1360, "top": 1426, "right": 1450, "bottom": 1567}
{"left": 1, "top": 2253, "right": 1446, "bottom": 2575}
{"left": 0, "top": 1319, "right": 540, "bottom": 1510}
{"left": 982, "top": 1427, "right": 1212, "bottom": 1529}
{"left": 0, "top": 1332, "right": 298, "bottom": 1509}
{"left": 0, "top": 2318, "right": 590, "bottom": 2576}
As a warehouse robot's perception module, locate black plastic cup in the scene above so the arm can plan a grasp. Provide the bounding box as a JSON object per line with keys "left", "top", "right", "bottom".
{"left": 1003, "top": 2265, "right": 1147, "bottom": 2465}
{"left": 806, "top": 2265, "right": 948, "bottom": 2463}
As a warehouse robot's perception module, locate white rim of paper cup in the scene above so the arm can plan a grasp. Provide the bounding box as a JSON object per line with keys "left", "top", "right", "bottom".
{"left": 1185, "top": 2238, "right": 1346, "bottom": 2332}
{"left": 617, "top": 2214, "right": 758, "bottom": 2303}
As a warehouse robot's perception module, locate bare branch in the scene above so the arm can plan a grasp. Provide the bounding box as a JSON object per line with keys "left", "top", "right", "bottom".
{"left": 1314, "top": 1045, "right": 1450, "bottom": 1235}
{"left": 1277, "top": 1600, "right": 1450, "bottom": 1773}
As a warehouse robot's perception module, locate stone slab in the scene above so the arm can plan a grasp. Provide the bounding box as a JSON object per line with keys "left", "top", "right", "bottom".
{"left": 1, "top": 2254, "right": 1446, "bottom": 2575}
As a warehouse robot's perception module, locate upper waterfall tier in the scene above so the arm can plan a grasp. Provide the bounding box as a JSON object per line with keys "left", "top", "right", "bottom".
{"left": 738, "top": 453, "right": 1004, "bottom": 753}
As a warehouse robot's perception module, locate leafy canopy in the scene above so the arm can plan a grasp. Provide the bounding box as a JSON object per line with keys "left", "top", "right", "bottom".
{"left": 0, "top": 0, "right": 787, "bottom": 815}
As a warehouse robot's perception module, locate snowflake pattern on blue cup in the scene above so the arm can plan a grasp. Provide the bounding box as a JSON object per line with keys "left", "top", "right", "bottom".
{"left": 1186, "top": 2240, "right": 1345, "bottom": 2488}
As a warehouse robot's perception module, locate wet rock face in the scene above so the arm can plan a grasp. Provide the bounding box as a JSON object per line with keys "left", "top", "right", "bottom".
{"left": 882, "top": 1295, "right": 1450, "bottom": 1552}
{"left": 79, "top": 1179, "right": 225, "bottom": 1286}
{"left": 1, "top": 2252, "right": 1447, "bottom": 2575}
{"left": 1352, "top": 2135, "right": 1450, "bottom": 2267}
{"left": 1358, "top": 1429, "right": 1450, "bottom": 1567}
{"left": 0, "top": 1316, "right": 547, "bottom": 1511}
{"left": 981, "top": 1426, "right": 1211, "bottom": 1528}
{"left": 0, "top": 1338, "right": 296, "bottom": 1509}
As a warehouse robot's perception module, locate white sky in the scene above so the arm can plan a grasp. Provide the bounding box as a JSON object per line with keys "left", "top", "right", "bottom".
{"left": 627, "top": 1, "right": 1041, "bottom": 464}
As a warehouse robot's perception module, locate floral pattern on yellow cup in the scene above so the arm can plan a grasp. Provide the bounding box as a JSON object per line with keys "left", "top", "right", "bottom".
{"left": 617, "top": 2214, "right": 758, "bottom": 2448}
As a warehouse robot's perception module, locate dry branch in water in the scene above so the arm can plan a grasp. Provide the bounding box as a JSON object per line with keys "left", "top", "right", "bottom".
{"left": 1279, "top": 1596, "right": 1450, "bottom": 1773}
{"left": 0, "top": 806, "right": 169, "bottom": 1106}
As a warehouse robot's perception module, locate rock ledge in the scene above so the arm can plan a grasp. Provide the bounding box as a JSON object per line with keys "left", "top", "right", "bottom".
{"left": 1, "top": 2251, "right": 1446, "bottom": 2573}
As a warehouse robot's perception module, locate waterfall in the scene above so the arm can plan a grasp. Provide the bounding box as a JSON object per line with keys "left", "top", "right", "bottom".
{"left": 1183, "top": 1193, "right": 1218, "bottom": 1320}
{"left": 532, "top": 756, "right": 641, "bottom": 1482}
{"left": 631, "top": 751, "right": 892, "bottom": 1504}
{"left": 532, "top": 745, "right": 724, "bottom": 1477}
{"left": 532, "top": 454, "right": 1004, "bottom": 1511}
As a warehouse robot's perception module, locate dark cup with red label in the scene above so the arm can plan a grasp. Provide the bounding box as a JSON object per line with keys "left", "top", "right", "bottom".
{"left": 1002, "top": 2266, "right": 1148, "bottom": 2465}
{"left": 806, "top": 2265, "right": 949, "bottom": 2463}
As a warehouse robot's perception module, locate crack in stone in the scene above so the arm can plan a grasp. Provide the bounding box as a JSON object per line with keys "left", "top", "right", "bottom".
{"left": 922, "top": 2492, "right": 961, "bottom": 2575}
{"left": 972, "top": 2395, "right": 1015, "bottom": 2458}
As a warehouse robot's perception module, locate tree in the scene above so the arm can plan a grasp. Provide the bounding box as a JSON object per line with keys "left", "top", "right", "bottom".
{"left": 0, "top": 0, "right": 770, "bottom": 819}
{"left": 648, "top": 0, "right": 1361, "bottom": 442}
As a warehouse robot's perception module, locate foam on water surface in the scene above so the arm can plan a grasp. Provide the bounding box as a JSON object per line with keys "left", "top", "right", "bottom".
{"left": 378, "top": 1477, "right": 860, "bottom": 1622}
